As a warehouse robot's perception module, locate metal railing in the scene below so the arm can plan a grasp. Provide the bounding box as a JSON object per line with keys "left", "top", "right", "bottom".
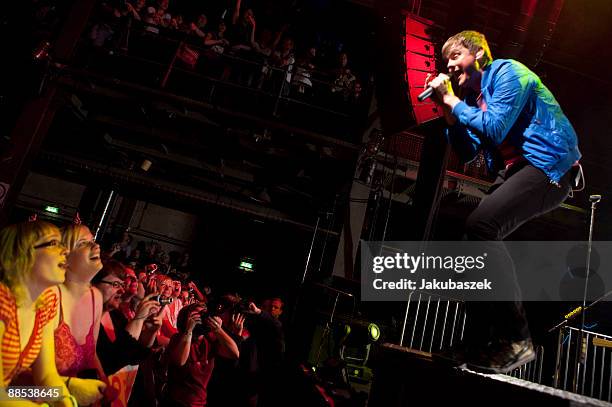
{"left": 77, "top": 24, "right": 369, "bottom": 132}
{"left": 507, "top": 345, "right": 545, "bottom": 384}
{"left": 398, "top": 290, "right": 467, "bottom": 352}
{"left": 553, "top": 326, "right": 612, "bottom": 401}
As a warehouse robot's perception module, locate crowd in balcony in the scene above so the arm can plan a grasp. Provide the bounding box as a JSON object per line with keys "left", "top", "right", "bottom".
{"left": 87, "top": 0, "right": 369, "bottom": 112}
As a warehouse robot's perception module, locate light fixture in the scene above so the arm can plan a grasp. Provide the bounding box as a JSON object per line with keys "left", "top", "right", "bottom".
{"left": 343, "top": 322, "right": 381, "bottom": 347}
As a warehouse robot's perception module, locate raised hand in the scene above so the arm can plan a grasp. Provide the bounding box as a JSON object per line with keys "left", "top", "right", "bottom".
{"left": 205, "top": 316, "right": 223, "bottom": 333}
{"left": 186, "top": 309, "right": 202, "bottom": 333}
{"left": 230, "top": 313, "right": 245, "bottom": 336}
{"left": 248, "top": 302, "right": 261, "bottom": 315}
{"left": 134, "top": 293, "right": 162, "bottom": 320}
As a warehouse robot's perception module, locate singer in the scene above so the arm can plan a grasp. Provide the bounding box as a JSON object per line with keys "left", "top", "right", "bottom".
{"left": 426, "top": 31, "right": 581, "bottom": 373}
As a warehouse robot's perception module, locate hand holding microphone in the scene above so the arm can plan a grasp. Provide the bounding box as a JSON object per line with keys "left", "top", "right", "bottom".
{"left": 419, "top": 72, "right": 454, "bottom": 102}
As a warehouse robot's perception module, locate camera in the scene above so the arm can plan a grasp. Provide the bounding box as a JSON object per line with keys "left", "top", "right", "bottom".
{"left": 201, "top": 298, "right": 252, "bottom": 320}
{"left": 152, "top": 294, "right": 173, "bottom": 305}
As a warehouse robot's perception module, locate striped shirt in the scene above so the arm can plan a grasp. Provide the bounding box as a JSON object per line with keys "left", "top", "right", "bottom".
{"left": 0, "top": 283, "right": 58, "bottom": 386}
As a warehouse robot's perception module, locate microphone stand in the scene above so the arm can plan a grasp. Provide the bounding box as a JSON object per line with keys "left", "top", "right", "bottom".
{"left": 570, "top": 194, "right": 601, "bottom": 393}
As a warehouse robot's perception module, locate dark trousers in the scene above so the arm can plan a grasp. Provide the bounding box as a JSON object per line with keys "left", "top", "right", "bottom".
{"left": 463, "top": 162, "right": 574, "bottom": 345}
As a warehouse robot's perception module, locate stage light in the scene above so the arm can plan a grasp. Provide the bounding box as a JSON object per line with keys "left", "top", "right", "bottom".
{"left": 343, "top": 322, "right": 381, "bottom": 347}
{"left": 340, "top": 322, "right": 380, "bottom": 386}
{"left": 368, "top": 323, "right": 380, "bottom": 342}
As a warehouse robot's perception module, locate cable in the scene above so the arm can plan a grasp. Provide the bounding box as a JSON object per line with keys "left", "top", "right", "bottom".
{"left": 567, "top": 164, "right": 585, "bottom": 199}
{"left": 573, "top": 163, "right": 585, "bottom": 192}
{"left": 380, "top": 134, "right": 399, "bottom": 243}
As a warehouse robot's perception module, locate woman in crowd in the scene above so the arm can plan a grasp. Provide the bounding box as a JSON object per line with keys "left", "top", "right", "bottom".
{"left": 0, "top": 220, "right": 75, "bottom": 406}
{"left": 53, "top": 224, "right": 107, "bottom": 405}
{"left": 155, "top": 274, "right": 178, "bottom": 346}
{"left": 164, "top": 302, "right": 239, "bottom": 407}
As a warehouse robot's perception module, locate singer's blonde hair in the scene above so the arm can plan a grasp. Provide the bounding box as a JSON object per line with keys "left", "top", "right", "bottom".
{"left": 442, "top": 30, "right": 492, "bottom": 68}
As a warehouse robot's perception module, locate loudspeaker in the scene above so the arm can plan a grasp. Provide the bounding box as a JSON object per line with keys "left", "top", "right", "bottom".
{"left": 403, "top": 13, "right": 442, "bottom": 125}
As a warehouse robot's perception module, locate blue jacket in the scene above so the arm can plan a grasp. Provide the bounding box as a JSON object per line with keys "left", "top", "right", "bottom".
{"left": 447, "top": 59, "right": 581, "bottom": 183}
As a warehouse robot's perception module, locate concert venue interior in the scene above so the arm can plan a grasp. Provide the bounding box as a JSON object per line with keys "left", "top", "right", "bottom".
{"left": 1, "top": 0, "right": 612, "bottom": 406}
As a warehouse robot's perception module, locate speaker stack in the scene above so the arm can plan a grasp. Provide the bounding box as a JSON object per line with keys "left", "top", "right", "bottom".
{"left": 403, "top": 13, "right": 442, "bottom": 125}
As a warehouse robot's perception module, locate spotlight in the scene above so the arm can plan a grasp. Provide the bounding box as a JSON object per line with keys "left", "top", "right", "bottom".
{"left": 368, "top": 323, "right": 381, "bottom": 342}
{"left": 343, "top": 322, "right": 381, "bottom": 347}
{"left": 340, "top": 322, "right": 380, "bottom": 386}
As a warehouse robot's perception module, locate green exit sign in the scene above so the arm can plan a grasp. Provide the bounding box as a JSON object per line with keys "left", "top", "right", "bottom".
{"left": 239, "top": 261, "right": 253, "bottom": 271}
{"left": 44, "top": 205, "right": 59, "bottom": 214}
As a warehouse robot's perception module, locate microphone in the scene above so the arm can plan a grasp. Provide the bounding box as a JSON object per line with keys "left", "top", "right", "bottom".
{"left": 417, "top": 72, "right": 456, "bottom": 102}
{"left": 417, "top": 87, "right": 434, "bottom": 102}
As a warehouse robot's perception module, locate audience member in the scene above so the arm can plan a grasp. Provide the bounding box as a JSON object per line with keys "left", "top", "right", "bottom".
{"left": 119, "top": 266, "right": 141, "bottom": 321}
{"left": 53, "top": 224, "right": 107, "bottom": 405}
{"left": 231, "top": 0, "right": 255, "bottom": 50}
{"left": 190, "top": 14, "right": 208, "bottom": 38}
{"left": 293, "top": 46, "right": 317, "bottom": 96}
{"left": 272, "top": 37, "right": 295, "bottom": 68}
{"left": 93, "top": 260, "right": 162, "bottom": 375}
{"left": 331, "top": 52, "right": 356, "bottom": 102}
{"left": 164, "top": 302, "right": 240, "bottom": 406}
{"left": 262, "top": 297, "right": 283, "bottom": 319}
{"left": 0, "top": 220, "right": 75, "bottom": 406}
{"left": 126, "top": 0, "right": 145, "bottom": 21}
{"left": 209, "top": 296, "right": 284, "bottom": 406}
{"left": 155, "top": 274, "right": 178, "bottom": 345}
{"left": 204, "top": 20, "right": 230, "bottom": 55}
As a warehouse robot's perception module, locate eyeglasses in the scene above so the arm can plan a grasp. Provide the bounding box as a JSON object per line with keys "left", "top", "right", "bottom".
{"left": 76, "top": 240, "right": 97, "bottom": 249}
{"left": 99, "top": 280, "right": 126, "bottom": 289}
{"left": 34, "top": 240, "right": 65, "bottom": 250}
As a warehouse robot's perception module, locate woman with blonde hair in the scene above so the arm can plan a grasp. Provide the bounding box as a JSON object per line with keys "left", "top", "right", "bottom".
{"left": 53, "top": 223, "right": 107, "bottom": 405}
{"left": 0, "top": 220, "right": 76, "bottom": 406}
